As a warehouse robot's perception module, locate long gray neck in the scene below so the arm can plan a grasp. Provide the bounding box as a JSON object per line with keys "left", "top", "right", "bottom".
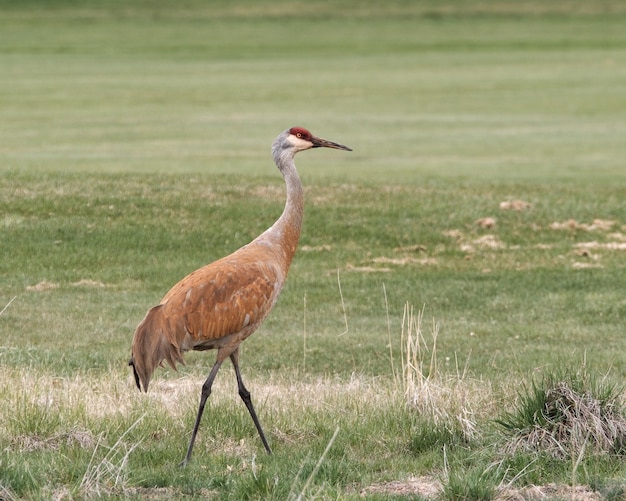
{"left": 278, "top": 158, "right": 304, "bottom": 239}
{"left": 264, "top": 137, "right": 304, "bottom": 262}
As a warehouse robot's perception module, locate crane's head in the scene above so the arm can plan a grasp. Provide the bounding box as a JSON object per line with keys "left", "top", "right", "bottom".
{"left": 273, "top": 127, "right": 352, "bottom": 167}
{"left": 129, "top": 304, "right": 185, "bottom": 393}
{"left": 287, "top": 126, "right": 352, "bottom": 152}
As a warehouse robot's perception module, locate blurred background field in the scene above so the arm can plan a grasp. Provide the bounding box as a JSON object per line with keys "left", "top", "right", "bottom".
{"left": 1, "top": 1, "right": 625, "bottom": 499}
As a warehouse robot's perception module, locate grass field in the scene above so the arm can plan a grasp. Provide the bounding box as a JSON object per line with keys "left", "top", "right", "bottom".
{"left": 1, "top": 1, "right": 626, "bottom": 499}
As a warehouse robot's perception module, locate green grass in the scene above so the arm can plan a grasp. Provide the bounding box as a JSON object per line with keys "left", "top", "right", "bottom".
{"left": 1, "top": 1, "right": 626, "bottom": 499}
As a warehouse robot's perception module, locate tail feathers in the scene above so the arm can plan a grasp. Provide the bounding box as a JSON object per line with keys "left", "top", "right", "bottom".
{"left": 130, "top": 304, "right": 185, "bottom": 392}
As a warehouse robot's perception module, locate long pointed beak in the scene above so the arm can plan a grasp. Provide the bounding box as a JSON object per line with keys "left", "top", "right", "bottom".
{"left": 311, "top": 135, "right": 352, "bottom": 151}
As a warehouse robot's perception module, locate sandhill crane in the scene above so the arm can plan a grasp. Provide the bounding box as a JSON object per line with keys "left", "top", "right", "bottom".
{"left": 129, "top": 127, "right": 352, "bottom": 465}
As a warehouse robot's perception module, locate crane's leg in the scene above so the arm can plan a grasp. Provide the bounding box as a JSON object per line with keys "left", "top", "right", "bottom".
{"left": 180, "top": 357, "right": 224, "bottom": 467}
{"left": 230, "top": 349, "right": 272, "bottom": 454}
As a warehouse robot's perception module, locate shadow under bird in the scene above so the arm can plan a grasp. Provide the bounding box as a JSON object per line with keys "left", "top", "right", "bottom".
{"left": 129, "top": 127, "right": 352, "bottom": 465}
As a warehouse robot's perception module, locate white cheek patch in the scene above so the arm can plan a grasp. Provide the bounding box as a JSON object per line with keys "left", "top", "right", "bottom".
{"left": 289, "top": 134, "right": 313, "bottom": 151}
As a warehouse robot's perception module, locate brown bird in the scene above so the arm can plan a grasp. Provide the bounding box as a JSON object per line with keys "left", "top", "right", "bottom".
{"left": 129, "top": 127, "right": 352, "bottom": 465}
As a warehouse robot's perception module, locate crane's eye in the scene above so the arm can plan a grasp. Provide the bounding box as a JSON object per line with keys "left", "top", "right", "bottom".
{"left": 296, "top": 132, "right": 302, "bottom": 138}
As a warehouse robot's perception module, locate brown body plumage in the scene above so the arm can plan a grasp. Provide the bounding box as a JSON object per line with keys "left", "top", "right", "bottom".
{"left": 129, "top": 127, "right": 351, "bottom": 465}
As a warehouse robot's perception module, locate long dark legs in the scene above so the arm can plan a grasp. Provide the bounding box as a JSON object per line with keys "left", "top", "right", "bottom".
{"left": 230, "top": 349, "right": 272, "bottom": 454}
{"left": 180, "top": 358, "right": 223, "bottom": 466}
{"left": 179, "top": 348, "right": 271, "bottom": 466}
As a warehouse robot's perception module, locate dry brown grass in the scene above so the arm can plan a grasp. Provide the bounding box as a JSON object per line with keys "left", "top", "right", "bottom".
{"left": 12, "top": 428, "right": 95, "bottom": 453}
{"left": 502, "top": 380, "right": 626, "bottom": 459}
{"left": 2, "top": 360, "right": 624, "bottom": 499}
{"left": 400, "top": 303, "right": 496, "bottom": 442}
{"left": 360, "top": 477, "right": 605, "bottom": 501}
{"left": 0, "top": 366, "right": 399, "bottom": 431}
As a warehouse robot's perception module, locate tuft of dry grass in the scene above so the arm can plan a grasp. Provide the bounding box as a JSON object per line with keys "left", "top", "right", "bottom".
{"left": 401, "top": 303, "right": 495, "bottom": 442}
{"left": 78, "top": 416, "right": 144, "bottom": 498}
{"left": 501, "top": 379, "right": 626, "bottom": 459}
{"left": 12, "top": 428, "right": 95, "bottom": 453}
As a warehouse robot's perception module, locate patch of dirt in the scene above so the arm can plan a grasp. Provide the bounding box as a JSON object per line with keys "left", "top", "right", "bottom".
{"left": 474, "top": 234, "right": 505, "bottom": 249}
{"left": 300, "top": 244, "right": 332, "bottom": 252}
{"left": 442, "top": 229, "right": 463, "bottom": 240}
{"left": 575, "top": 241, "right": 626, "bottom": 251}
{"left": 497, "top": 483, "right": 603, "bottom": 501}
{"left": 71, "top": 279, "right": 106, "bottom": 288}
{"left": 394, "top": 244, "right": 427, "bottom": 253}
{"left": 26, "top": 280, "right": 59, "bottom": 291}
{"left": 500, "top": 199, "right": 533, "bottom": 211}
{"left": 476, "top": 216, "right": 497, "bottom": 229}
{"left": 346, "top": 264, "right": 392, "bottom": 273}
{"left": 13, "top": 428, "right": 95, "bottom": 452}
{"left": 573, "top": 248, "right": 599, "bottom": 259}
{"left": 443, "top": 229, "right": 506, "bottom": 253}
{"left": 372, "top": 256, "right": 438, "bottom": 266}
{"left": 549, "top": 219, "right": 616, "bottom": 231}
{"left": 85, "top": 486, "right": 218, "bottom": 500}
{"left": 571, "top": 248, "right": 602, "bottom": 268}
{"left": 572, "top": 261, "right": 603, "bottom": 269}
{"left": 609, "top": 232, "right": 626, "bottom": 241}
{"left": 360, "top": 477, "right": 605, "bottom": 500}
{"left": 461, "top": 234, "right": 506, "bottom": 253}
{"left": 360, "top": 476, "right": 442, "bottom": 498}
